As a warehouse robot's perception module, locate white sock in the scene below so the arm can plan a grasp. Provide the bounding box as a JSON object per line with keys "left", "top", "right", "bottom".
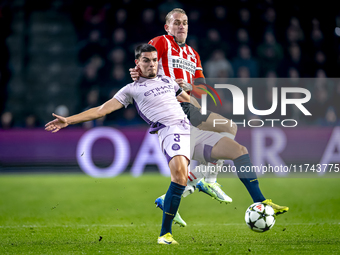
{"left": 183, "top": 164, "right": 205, "bottom": 197}
{"left": 204, "top": 161, "right": 221, "bottom": 183}
{"left": 187, "top": 164, "right": 204, "bottom": 186}
{"left": 204, "top": 132, "right": 234, "bottom": 184}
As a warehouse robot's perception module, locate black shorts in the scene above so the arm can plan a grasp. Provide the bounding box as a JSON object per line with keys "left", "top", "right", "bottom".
{"left": 180, "top": 102, "right": 212, "bottom": 127}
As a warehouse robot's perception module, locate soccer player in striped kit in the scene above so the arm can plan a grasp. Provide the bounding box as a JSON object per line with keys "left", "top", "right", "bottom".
{"left": 130, "top": 8, "right": 288, "bottom": 227}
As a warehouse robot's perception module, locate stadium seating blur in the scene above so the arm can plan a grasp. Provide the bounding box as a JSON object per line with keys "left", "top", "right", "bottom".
{"left": 1, "top": 0, "right": 340, "bottom": 128}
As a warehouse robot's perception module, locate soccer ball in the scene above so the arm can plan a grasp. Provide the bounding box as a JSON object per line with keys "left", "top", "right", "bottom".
{"left": 245, "top": 202, "right": 275, "bottom": 232}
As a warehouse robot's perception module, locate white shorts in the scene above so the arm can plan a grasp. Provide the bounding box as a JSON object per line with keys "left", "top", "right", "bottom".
{"left": 158, "top": 122, "right": 223, "bottom": 165}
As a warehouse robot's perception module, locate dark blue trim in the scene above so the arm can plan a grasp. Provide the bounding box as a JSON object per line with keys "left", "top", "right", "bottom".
{"left": 203, "top": 144, "right": 217, "bottom": 163}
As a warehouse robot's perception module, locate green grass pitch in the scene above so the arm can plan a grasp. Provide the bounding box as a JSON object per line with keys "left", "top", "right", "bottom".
{"left": 0, "top": 174, "right": 339, "bottom": 254}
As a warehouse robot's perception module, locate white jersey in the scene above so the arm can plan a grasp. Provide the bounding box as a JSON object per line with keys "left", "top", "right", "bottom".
{"left": 114, "top": 75, "right": 188, "bottom": 133}
{"left": 115, "top": 74, "right": 223, "bottom": 165}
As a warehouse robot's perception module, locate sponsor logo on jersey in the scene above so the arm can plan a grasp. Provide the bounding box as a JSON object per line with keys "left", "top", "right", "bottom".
{"left": 170, "top": 56, "right": 196, "bottom": 75}
{"left": 144, "top": 85, "right": 173, "bottom": 97}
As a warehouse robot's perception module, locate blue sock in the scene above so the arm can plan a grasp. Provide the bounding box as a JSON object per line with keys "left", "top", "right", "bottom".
{"left": 160, "top": 182, "right": 185, "bottom": 236}
{"left": 233, "top": 154, "right": 266, "bottom": 203}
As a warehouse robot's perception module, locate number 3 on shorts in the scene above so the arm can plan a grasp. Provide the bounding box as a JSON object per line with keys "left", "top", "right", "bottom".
{"left": 174, "top": 134, "right": 180, "bottom": 142}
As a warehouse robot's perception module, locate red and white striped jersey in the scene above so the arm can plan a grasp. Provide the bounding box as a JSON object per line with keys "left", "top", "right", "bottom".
{"left": 148, "top": 35, "right": 204, "bottom": 84}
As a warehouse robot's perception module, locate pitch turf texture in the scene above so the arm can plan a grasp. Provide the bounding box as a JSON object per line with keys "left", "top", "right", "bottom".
{"left": 1, "top": 174, "right": 339, "bottom": 254}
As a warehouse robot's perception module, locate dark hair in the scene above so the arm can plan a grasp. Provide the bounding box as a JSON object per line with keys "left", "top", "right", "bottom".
{"left": 135, "top": 44, "right": 157, "bottom": 59}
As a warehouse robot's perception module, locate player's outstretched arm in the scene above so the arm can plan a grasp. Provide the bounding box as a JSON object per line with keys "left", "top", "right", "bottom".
{"left": 45, "top": 98, "right": 124, "bottom": 133}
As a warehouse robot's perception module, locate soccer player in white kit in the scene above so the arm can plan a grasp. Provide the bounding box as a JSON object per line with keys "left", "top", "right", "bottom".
{"left": 128, "top": 9, "right": 237, "bottom": 224}
{"left": 45, "top": 44, "right": 288, "bottom": 245}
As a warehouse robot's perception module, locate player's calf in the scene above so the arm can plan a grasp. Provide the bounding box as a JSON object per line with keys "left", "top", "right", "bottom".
{"left": 159, "top": 156, "right": 187, "bottom": 237}
{"left": 211, "top": 138, "right": 267, "bottom": 203}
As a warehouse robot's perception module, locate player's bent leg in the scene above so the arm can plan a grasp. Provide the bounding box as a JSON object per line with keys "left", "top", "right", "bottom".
{"left": 211, "top": 137, "right": 265, "bottom": 202}
{"left": 181, "top": 103, "right": 238, "bottom": 205}
{"left": 181, "top": 103, "right": 236, "bottom": 199}
{"left": 198, "top": 113, "right": 237, "bottom": 200}
{"left": 191, "top": 109, "right": 237, "bottom": 189}
{"left": 210, "top": 137, "right": 247, "bottom": 161}
{"left": 197, "top": 112, "right": 237, "bottom": 137}
{"left": 210, "top": 137, "right": 288, "bottom": 213}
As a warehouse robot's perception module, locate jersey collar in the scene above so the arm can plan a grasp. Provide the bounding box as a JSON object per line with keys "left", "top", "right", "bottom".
{"left": 170, "top": 35, "right": 186, "bottom": 47}
{"left": 138, "top": 75, "right": 162, "bottom": 83}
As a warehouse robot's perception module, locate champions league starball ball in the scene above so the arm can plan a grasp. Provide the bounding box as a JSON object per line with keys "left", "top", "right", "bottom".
{"left": 245, "top": 202, "right": 276, "bottom": 232}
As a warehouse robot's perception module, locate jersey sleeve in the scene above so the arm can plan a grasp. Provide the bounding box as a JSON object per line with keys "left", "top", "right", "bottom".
{"left": 193, "top": 49, "right": 205, "bottom": 79}
{"left": 169, "top": 77, "right": 183, "bottom": 96}
{"left": 149, "top": 36, "right": 166, "bottom": 61}
{"left": 113, "top": 85, "right": 133, "bottom": 108}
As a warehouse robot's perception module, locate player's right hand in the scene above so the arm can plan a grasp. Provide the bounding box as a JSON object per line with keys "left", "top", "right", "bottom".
{"left": 45, "top": 113, "right": 68, "bottom": 133}
{"left": 175, "top": 79, "right": 193, "bottom": 92}
{"left": 129, "top": 66, "right": 141, "bottom": 81}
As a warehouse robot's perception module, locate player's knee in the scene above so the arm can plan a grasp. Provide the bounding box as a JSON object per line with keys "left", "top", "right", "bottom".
{"left": 241, "top": 145, "right": 248, "bottom": 154}
{"left": 239, "top": 145, "right": 248, "bottom": 156}
{"left": 234, "top": 144, "right": 248, "bottom": 159}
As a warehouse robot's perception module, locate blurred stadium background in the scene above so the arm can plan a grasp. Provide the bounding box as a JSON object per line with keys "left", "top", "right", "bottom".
{"left": 0, "top": 0, "right": 339, "bottom": 174}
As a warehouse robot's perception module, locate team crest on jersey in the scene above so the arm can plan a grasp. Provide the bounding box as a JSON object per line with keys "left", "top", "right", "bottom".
{"left": 161, "top": 78, "right": 169, "bottom": 83}
{"left": 172, "top": 144, "right": 180, "bottom": 151}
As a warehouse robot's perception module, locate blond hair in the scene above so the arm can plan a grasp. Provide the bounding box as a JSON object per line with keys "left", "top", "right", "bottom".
{"left": 165, "top": 8, "right": 186, "bottom": 24}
